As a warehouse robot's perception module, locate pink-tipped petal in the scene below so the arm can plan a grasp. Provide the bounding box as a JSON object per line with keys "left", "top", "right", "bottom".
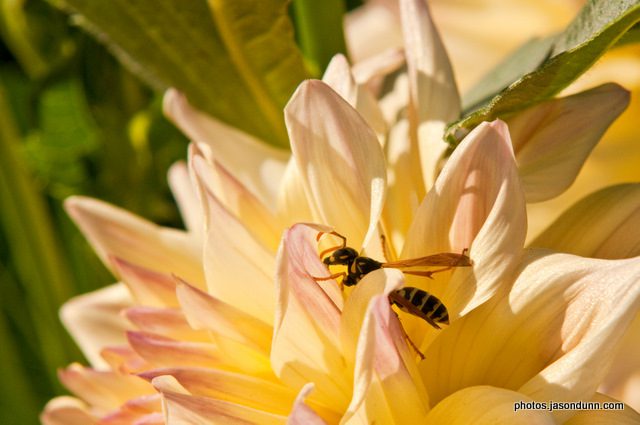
{"left": 60, "top": 283, "right": 131, "bottom": 369}
{"left": 343, "top": 289, "right": 429, "bottom": 424}
{"left": 403, "top": 120, "right": 526, "bottom": 316}
{"left": 272, "top": 224, "right": 348, "bottom": 410}
{"left": 285, "top": 80, "right": 387, "bottom": 250}
{"left": 112, "top": 258, "right": 179, "bottom": 308}
{"left": 125, "top": 307, "right": 208, "bottom": 342}
{"left": 64, "top": 196, "right": 204, "bottom": 288}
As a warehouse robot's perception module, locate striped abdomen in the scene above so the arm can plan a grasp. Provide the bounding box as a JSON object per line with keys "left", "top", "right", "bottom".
{"left": 390, "top": 287, "right": 449, "bottom": 329}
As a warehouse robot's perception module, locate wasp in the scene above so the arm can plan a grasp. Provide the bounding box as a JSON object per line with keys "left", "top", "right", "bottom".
{"left": 314, "top": 231, "right": 472, "bottom": 331}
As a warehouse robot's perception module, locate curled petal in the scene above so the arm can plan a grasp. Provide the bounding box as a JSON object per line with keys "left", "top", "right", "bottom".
{"left": 285, "top": 80, "right": 387, "bottom": 249}
{"left": 272, "top": 224, "right": 348, "bottom": 409}
{"left": 403, "top": 120, "right": 526, "bottom": 315}
{"left": 531, "top": 183, "right": 640, "bottom": 259}
{"left": 152, "top": 375, "right": 287, "bottom": 425}
{"left": 288, "top": 384, "right": 330, "bottom": 425}
{"left": 508, "top": 84, "right": 630, "bottom": 202}
{"left": 163, "top": 89, "right": 288, "bottom": 205}
{"left": 64, "top": 196, "right": 204, "bottom": 288}
{"left": 41, "top": 396, "right": 97, "bottom": 425}
{"left": 425, "top": 386, "right": 555, "bottom": 424}
{"left": 60, "top": 283, "right": 131, "bottom": 369}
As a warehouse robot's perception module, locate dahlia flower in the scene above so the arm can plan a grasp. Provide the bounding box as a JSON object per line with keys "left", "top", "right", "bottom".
{"left": 42, "top": 0, "right": 640, "bottom": 423}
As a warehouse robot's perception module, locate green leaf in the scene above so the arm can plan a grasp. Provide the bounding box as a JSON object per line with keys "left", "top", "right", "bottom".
{"left": 448, "top": 0, "right": 640, "bottom": 144}
{"left": 291, "top": 0, "right": 348, "bottom": 76}
{"left": 461, "top": 36, "right": 556, "bottom": 113}
{"left": 52, "top": 0, "right": 309, "bottom": 148}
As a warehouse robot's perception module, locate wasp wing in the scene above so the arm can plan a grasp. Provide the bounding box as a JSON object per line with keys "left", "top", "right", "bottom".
{"left": 382, "top": 252, "right": 472, "bottom": 268}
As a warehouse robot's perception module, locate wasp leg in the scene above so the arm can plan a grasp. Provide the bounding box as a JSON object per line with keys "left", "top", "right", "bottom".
{"left": 317, "top": 231, "right": 348, "bottom": 259}
{"left": 380, "top": 233, "right": 392, "bottom": 263}
{"left": 311, "top": 272, "right": 346, "bottom": 291}
{"left": 391, "top": 310, "right": 425, "bottom": 360}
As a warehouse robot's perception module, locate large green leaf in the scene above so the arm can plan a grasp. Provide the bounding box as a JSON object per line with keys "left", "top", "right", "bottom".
{"left": 448, "top": 0, "right": 640, "bottom": 144}
{"left": 52, "top": 0, "right": 310, "bottom": 148}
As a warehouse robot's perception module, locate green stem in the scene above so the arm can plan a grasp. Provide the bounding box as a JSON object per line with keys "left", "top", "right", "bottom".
{"left": 292, "top": 0, "right": 347, "bottom": 76}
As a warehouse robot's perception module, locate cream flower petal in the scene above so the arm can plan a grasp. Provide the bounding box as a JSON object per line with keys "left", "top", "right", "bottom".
{"left": 400, "top": 0, "right": 460, "bottom": 190}
{"left": 352, "top": 47, "right": 405, "bottom": 86}
{"left": 167, "top": 161, "right": 202, "bottom": 235}
{"left": 41, "top": 396, "right": 97, "bottom": 425}
{"left": 419, "top": 251, "right": 640, "bottom": 416}
{"left": 285, "top": 80, "right": 387, "bottom": 249}
{"left": 124, "top": 307, "right": 209, "bottom": 342}
{"left": 564, "top": 393, "right": 640, "bottom": 424}
{"left": 201, "top": 185, "right": 276, "bottom": 324}
{"left": 288, "top": 384, "right": 331, "bottom": 425}
{"left": 531, "top": 183, "right": 640, "bottom": 259}
{"left": 152, "top": 376, "right": 287, "bottom": 425}
{"left": 425, "top": 386, "right": 555, "bottom": 424}
{"left": 175, "top": 282, "right": 272, "bottom": 354}
{"left": 508, "top": 83, "right": 630, "bottom": 202}
{"left": 403, "top": 120, "right": 526, "bottom": 315}
{"left": 272, "top": 224, "right": 349, "bottom": 409}
{"left": 64, "top": 196, "right": 204, "bottom": 288}
{"left": 58, "top": 363, "right": 154, "bottom": 412}
{"left": 127, "top": 331, "right": 221, "bottom": 369}
{"left": 60, "top": 283, "right": 131, "bottom": 369}
{"left": 343, "top": 275, "right": 430, "bottom": 425}
{"left": 111, "top": 258, "right": 179, "bottom": 308}
{"left": 163, "top": 89, "right": 288, "bottom": 205}
{"left": 191, "top": 149, "right": 283, "bottom": 251}
{"left": 276, "top": 158, "right": 316, "bottom": 225}
{"left": 140, "top": 367, "right": 301, "bottom": 417}
{"left": 322, "top": 53, "right": 387, "bottom": 135}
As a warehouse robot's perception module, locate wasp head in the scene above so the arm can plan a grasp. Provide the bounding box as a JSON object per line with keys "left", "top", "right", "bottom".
{"left": 323, "top": 247, "right": 359, "bottom": 266}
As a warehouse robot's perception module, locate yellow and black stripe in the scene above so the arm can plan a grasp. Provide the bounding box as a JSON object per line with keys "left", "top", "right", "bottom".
{"left": 391, "top": 287, "right": 449, "bottom": 328}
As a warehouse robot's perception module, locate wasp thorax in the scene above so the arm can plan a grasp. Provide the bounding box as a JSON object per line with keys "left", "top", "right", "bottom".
{"left": 323, "top": 247, "right": 359, "bottom": 266}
